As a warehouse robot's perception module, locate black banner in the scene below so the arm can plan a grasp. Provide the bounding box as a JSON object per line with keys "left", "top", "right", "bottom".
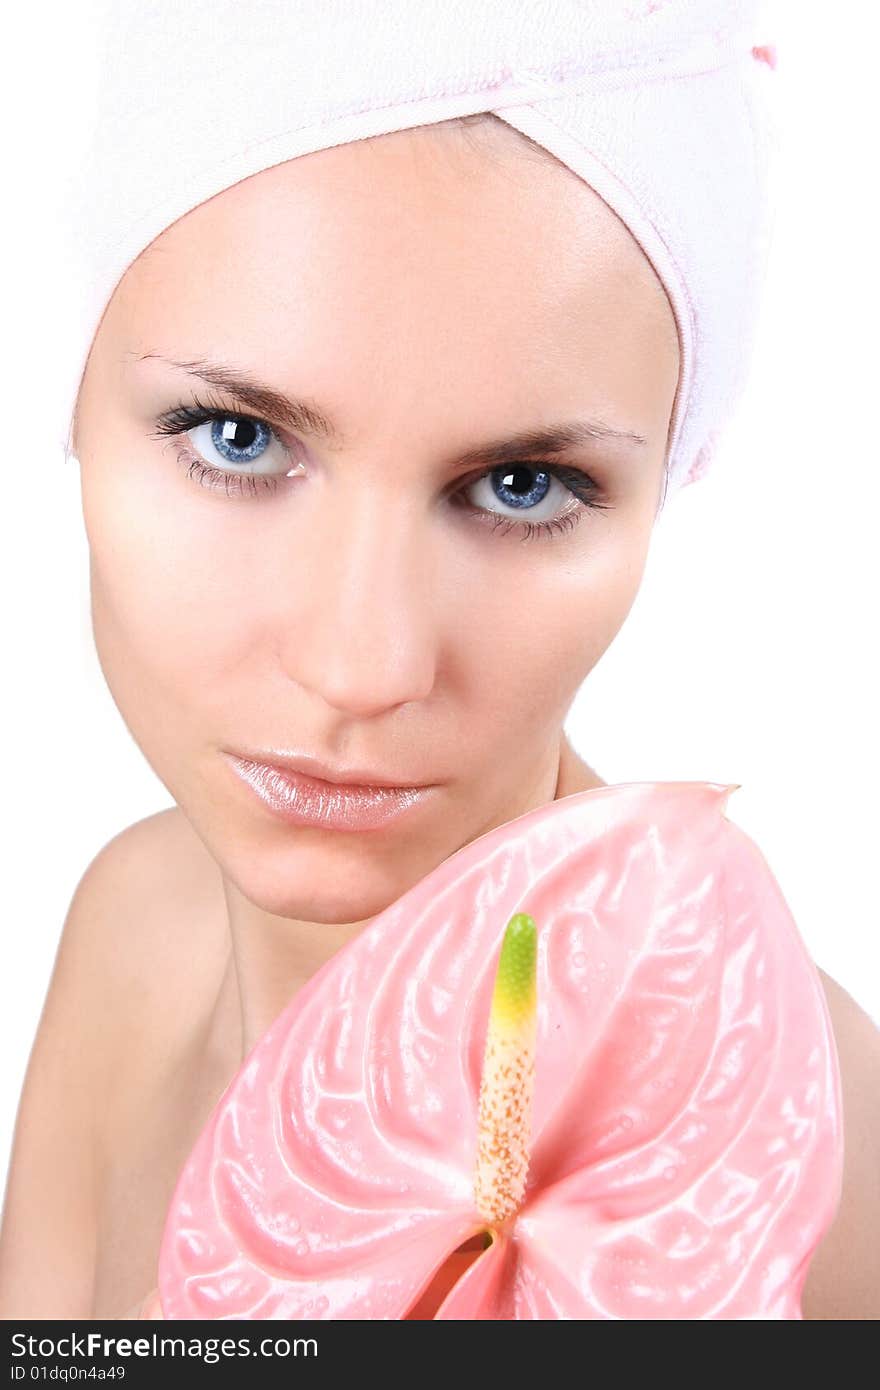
{"left": 2, "top": 1320, "right": 540, "bottom": 1385}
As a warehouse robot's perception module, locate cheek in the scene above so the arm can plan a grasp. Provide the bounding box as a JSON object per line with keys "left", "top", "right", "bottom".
{"left": 83, "top": 458, "right": 259, "bottom": 710}
{"left": 450, "top": 529, "right": 648, "bottom": 718}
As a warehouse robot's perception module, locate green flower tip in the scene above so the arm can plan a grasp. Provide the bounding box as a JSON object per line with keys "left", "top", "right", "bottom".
{"left": 492, "top": 912, "right": 537, "bottom": 1021}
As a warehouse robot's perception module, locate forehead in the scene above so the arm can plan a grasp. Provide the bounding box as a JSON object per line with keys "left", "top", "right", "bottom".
{"left": 115, "top": 120, "right": 671, "bottom": 326}
{"left": 101, "top": 120, "right": 678, "bottom": 434}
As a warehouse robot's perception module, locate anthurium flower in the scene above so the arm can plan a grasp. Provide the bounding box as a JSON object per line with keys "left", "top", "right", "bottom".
{"left": 158, "top": 782, "right": 842, "bottom": 1319}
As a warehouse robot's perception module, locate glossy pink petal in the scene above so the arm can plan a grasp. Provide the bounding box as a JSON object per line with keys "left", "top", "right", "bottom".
{"left": 158, "top": 782, "right": 842, "bottom": 1319}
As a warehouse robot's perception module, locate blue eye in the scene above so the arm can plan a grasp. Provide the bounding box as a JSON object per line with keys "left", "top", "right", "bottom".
{"left": 459, "top": 463, "right": 606, "bottom": 541}
{"left": 151, "top": 398, "right": 296, "bottom": 494}
{"left": 150, "top": 397, "right": 612, "bottom": 540}
{"left": 487, "top": 465, "right": 553, "bottom": 509}
{"left": 202, "top": 414, "right": 273, "bottom": 465}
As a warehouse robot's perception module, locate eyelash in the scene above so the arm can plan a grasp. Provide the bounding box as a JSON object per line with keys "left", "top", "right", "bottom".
{"left": 149, "top": 395, "right": 612, "bottom": 542}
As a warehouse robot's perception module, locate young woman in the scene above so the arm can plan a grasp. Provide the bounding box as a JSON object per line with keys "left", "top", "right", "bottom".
{"left": 1, "top": 3, "right": 877, "bottom": 1321}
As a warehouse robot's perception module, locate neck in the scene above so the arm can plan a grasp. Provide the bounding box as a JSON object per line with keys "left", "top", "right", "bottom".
{"left": 214, "top": 735, "right": 605, "bottom": 1060}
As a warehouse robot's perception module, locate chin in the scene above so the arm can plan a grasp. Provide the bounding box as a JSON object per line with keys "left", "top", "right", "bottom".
{"left": 223, "top": 841, "right": 416, "bottom": 924}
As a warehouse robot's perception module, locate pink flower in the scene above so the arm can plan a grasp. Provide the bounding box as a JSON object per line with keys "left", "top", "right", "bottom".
{"left": 159, "top": 782, "right": 841, "bottom": 1319}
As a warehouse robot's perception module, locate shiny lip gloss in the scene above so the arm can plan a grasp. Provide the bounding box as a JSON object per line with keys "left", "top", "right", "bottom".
{"left": 223, "top": 754, "right": 432, "bottom": 831}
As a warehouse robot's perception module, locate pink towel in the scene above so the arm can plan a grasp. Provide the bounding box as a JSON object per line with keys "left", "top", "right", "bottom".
{"left": 57, "top": 0, "right": 779, "bottom": 506}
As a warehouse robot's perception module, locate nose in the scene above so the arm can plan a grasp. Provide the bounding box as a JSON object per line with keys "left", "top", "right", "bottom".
{"left": 276, "top": 486, "right": 438, "bottom": 717}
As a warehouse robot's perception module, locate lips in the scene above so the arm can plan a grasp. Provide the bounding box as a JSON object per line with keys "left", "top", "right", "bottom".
{"left": 223, "top": 753, "right": 432, "bottom": 831}
{"left": 225, "top": 747, "right": 430, "bottom": 789}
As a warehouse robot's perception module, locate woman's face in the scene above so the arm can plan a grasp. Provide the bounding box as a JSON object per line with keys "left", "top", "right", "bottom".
{"left": 73, "top": 117, "right": 679, "bottom": 922}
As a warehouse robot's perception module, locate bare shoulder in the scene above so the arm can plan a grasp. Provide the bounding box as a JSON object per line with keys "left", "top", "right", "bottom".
{"left": 83, "top": 803, "right": 222, "bottom": 933}
{"left": 0, "top": 808, "right": 226, "bottom": 1317}
{"left": 43, "top": 807, "right": 227, "bottom": 1069}
{"left": 800, "top": 967, "right": 880, "bottom": 1320}
{"left": 71, "top": 808, "right": 226, "bottom": 1022}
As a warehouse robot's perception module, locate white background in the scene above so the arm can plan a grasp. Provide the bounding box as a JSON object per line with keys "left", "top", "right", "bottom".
{"left": 1, "top": 0, "right": 877, "bottom": 1201}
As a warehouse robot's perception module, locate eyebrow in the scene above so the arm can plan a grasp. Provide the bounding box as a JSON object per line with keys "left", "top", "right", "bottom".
{"left": 131, "top": 352, "right": 648, "bottom": 464}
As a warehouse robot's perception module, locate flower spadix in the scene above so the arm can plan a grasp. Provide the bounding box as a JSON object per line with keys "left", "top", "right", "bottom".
{"left": 473, "top": 913, "right": 537, "bottom": 1227}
